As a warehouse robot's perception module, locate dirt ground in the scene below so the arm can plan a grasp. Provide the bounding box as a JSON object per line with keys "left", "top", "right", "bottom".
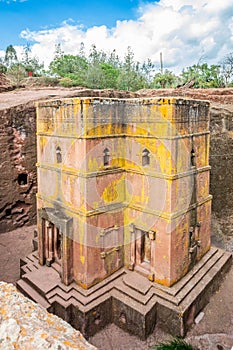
{"left": 0, "top": 222, "right": 232, "bottom": 350}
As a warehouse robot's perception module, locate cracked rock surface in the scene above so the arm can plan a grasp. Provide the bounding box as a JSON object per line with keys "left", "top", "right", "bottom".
{"left": 0, "top": 281, "right": 96, "bottom": 350}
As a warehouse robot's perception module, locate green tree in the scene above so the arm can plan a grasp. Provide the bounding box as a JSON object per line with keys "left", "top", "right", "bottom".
{"left": 108, "top": 49, "right": 120, "bottom": 69}
{"left": 141, "top": 59, "right": 155, "bottom": 87}
{"left": 4, "top": 45, "right": 18, "bottom": 68}
{"left": 179, "top": 63, "right": 223, "bottom": 88}
{"left": 53, "top": 43, "right": 64, "bottom": 60}
{"left": 88, "top": 45, "right": 107, "bottom": 65}
{"left": 221, "top": 52, "right": 233, "bottom": 86}
{"left": 79, "top": 42, "right": 86, "bottom": 58}
{"left": 153, "top": 69, "right": 177, "bottom": 88}
{"left": 100, "top": 63, "right": 119, "bottom": 88}
{"left": 86, "top": 62, "right": 119, "bottom": 89}
{"left": 117, "top": 47, "right": 146, "bottom": 91}
{"left": 85, "top": 46, "right": 120, "bottom": 89}
{"left": 0, "top": 57, "right": 7, "bottom": 73}
{"left": 7, "top": 63, "right": 26, "bottom": 86}
{"left": 49, "top": 54, "right": 88, "bottom": 85}
{"left": 21, "top": 44, "right": 44, "bottom": 76}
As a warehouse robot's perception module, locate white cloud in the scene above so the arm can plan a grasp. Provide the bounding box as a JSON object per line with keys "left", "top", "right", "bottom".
{"left": 0, "top": 50, "right": 5, "bottom": 59}
{"left": 19, "top": 0, "right": 233, "bottom": 72}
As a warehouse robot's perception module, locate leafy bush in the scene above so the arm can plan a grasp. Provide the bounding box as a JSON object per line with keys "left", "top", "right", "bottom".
{"left": 0, "top": 63, "right": 7, "bottom": 73}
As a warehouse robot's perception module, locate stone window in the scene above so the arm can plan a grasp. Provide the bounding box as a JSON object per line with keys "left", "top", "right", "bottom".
{"left": 142, "top": 148, "right": 150, "bottom": 166}
{"left": 56, "top": 146, "right": 62, "bottom": 164}
{"left": 191, "top": 148, "right": 196, "bottom": 167}
{"left": 103, "top": 148, "right": 110, "bottom": 166}
{"left": 18, "top": 173, "right": 28, "bottom": 185}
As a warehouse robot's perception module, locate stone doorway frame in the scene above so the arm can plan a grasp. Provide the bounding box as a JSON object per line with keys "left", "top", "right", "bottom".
{"left": 38, "top": 207, "right": 73, "bottom": 285}
{"left": 129, "top": 224, "right": 156, "bottom": 279}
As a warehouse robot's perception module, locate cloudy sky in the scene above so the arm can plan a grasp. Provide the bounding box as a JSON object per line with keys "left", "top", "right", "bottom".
{"left": 0, "top": 0, "right": 233, "bottom": 72}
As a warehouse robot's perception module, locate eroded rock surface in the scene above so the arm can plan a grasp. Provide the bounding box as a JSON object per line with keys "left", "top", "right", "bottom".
{"left": 0, "top": 281, "right": 96, "bottom": 349}
{"left": 0, "top": 103, "right": 37, "bottom": 232}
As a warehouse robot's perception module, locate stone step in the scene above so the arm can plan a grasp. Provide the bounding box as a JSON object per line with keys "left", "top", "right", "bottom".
{"left": 49, "top": 291, "right": 112, "bottom": 313}
{"left": 116, "top": 278, "right": 155, "bottom": 306}
{"left": 112, "top": 288, "right": 158, "bottom": 315}
{"left": 72, "top": 292, "right": 112, "bottom": 314}
{"left": 16, "top": 279, "right": 51, "bottom": 309}
{"left": 48, "top": 294, "right": 78, "bottom": 309}
{"left": 173, "top": 247, "right": 219, "bottom": 294}
{"left": 181, "top": 250, "right": 232, "bottom": 310}
{"left": 22, "top": 265, "right": 61, "bottom": 297}
{"left": 20, "top": 263, "right": 38, "bottom": 275}
{"left": 47, "top": 267, "right": 126, "bottom": 299}
{"left": 20, "top": 254, "right": 40, "bottom": 277}
{"left": 47, "top": 280, "right": 114, "bottom": 308}
{"left": 174, "top": 249, "right": 227, "bottom": 304}
{"left": 154, "top": 247, "right": 219, "bottom": 298}
{"left": 20, "top": 252, "right": 39, "bottom": 266}
{"left": 47, "top": 286, "right": 76, "bottom": 303}
{"left": 148, "top": 249, "right": 227, "bottom": 307}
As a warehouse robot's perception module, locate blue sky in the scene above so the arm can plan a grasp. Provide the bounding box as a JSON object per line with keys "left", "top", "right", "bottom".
{"left": 0, "top": 0, "right": 155, "bottom": 48}
{"left": 0, "top": 0, "right": 233, "bottom": 72}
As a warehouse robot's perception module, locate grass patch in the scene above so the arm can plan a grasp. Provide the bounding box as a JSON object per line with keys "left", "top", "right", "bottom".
{"left": 153, "top": 337, "right": 195, "bottom": 350}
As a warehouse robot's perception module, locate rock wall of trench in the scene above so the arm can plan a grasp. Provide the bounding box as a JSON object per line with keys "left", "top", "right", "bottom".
{"left": 0, "top": 103, "right": 37, "bottom": 233}
{"left": 209, "top": 104, "right": 233, "bottom": 217}
{"left": 0, "top": 88, "right": 232, "bottom": 233}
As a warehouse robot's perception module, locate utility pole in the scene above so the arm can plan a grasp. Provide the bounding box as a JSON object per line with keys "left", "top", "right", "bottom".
{"left": 160, "top": 52, "right": 163, "bottom": 74}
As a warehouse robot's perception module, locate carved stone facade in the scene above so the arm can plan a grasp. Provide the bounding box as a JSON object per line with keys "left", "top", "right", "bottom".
{"left": 36, "top": 97, "right": 212, "bottom": 287}
{"left": 17, "top": 97, "right": 232, "bottom": 339}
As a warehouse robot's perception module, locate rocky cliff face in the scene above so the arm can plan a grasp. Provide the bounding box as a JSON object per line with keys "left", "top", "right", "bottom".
{"left": 0, "top": 88, "right": 232, "bottom": 234}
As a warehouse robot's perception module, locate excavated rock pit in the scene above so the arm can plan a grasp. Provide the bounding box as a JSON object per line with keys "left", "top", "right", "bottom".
{"left": 0, "top": 87, "right": 232, "bottom": 237}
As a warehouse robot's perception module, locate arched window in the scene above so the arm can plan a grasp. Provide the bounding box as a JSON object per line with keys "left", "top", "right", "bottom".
{"left": 56, "top": 146, "right": 62, "bottom": 164}
{"left": 191, "top": 148, "right": 196, "bottom": 167}
{"left": 103, "top": 148, "right": 110, "bottom": 166}
{"left": 142, "top": 148, "right": 150, "bottom": 166}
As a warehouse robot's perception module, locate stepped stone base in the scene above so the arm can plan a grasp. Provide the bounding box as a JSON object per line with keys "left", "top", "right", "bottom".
{"left": 16, "top": 247, "right": 232, "bottom": 339}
